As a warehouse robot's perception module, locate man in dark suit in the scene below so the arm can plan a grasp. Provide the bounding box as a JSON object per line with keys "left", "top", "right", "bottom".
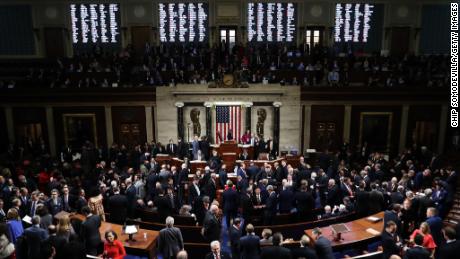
{"left": 203, "top": 205, "right": 221, "bottom": 242}
{"left": 384, "top": 204, "right": 402, "bottom": 231}
{"left": 292, "top": 235, "right": 318, "bottom": 259}
{"left": 260, "top": 232, "right": 291, "bottom": 259}
{"left": 312, "top": 228, "right": 334, "bottom": 259}
{"left": 264, "top": 185, "right": 277, "bottom": 225}
{"left": 381, "top": 221, "right": 401, "bottom": 259}
{"left": 368, "top": 184, "right": 385, "bottom": 214}
{"left": 326, "top": 179, "right": 342, "bottom": 206}
{"left": 229, "top": 218, "right": 242, "bottom": 259}
{"left": 80, "top": 206, "right": 102, "bottom": 256}
{"left": 404, "top": 234, "right": 430, "bottom": 259}
{"left": 166, "top": 139, "right": 178, "bottom": 156}
{"left": 239, "top": 223, "right": 260, "bottom": 259}
{"left": 47, "top": 225, "right": 67, "bottom": 259}
{"left": 158, "top": 216, "right": 184, "bottom": 259}
{"left": 24, "top": 215, "right": 49, "bottom": 259}
{"left": 222, "top": 181, "right": 239, "bottom": 227}
{"left": 154, "top": 188, "right": 173, "bottom": 222}
{"left": 426, "top": 207, "right": 444, "bottom": 246}
{"left": 205, "top": 241, "right": 231, "bottom": 259}
{"left": 355, "top": 183, "right": 370, "bottom": 217}
{"left": 295, "top": 185, "right": 315, "bottom": 221}
{"left": 47, "top": 189, "right": 63, "bottom": 216}
{"left": 278, "top": 181, "right": 294, "bottom": 214}
{"left": 203, "top": 173, "right": 218, "bottom": 203}
{"left": 61, "top": 185, "right": 76, "bottom": 212}
{"left": 125, "top": 178, "right": 137, "bottom": 217}
{"left": 107, "top": 187, "right": 128, "bottom": 224}
{"left": 74, "top": 188, "right": 88, "bottom": 214}
{"left": 439, "top": 226, "right": 460, "bottom": 258}
{"left": 240, "top": 189, "right": 254, "bottom": 223}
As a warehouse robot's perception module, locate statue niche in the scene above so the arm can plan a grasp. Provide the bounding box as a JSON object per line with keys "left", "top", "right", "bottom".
{"left": 256, "top": 108, "right": 266, "bottom": 138}
{"left": 190, "top": 108, "right": 201, "bottom": 137}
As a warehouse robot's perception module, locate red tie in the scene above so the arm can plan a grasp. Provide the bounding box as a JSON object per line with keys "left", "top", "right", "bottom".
{"left": 215, "top": 253, "right": 220, "bottom": 259}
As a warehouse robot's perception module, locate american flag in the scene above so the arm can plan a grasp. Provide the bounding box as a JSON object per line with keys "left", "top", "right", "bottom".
{"left": 215, "top": 106, "right": 241, "bottom": 144}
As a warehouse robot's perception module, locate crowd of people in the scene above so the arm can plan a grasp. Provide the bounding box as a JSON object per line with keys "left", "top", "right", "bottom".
{"left": 0, "top": 128, "right": 458, "bottom": 259}
{"left": 0, "top": 42, "right": 449, "bottom": 90}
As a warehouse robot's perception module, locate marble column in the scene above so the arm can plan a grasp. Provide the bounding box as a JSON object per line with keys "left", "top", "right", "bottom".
{"left": 4, "top": 107, "right": 14, "bottom": 144}
{"left": 244, "top": 102, "right": 253, "bottom": 132}
{"left": 273, "top": 102, "right": 282, "bottom": 155}
{"left": 303, "top": 105, "right": 312, "bottom": 150}
{"left": 399, "top": 105, "right": 410, "bottom": 152}
{"left": 438, "top": 105, "right": 448, "bottom": 153}
{"left": 343, "top": 105, "right": 352, "bottom": 143}
{"left": 104, "top": 106, "right": 113, "bottom": 147}
{"left": 204, "top": 102, "right": 212, "bottom": 141}
{"left": 175, "top": 102, "right": 185, "bottom": 140}
{"left": 145, "top": 106, "right": 154, "bottom": 142}
{"left": 45, "top": 107, "right": 57, "bottom": 156}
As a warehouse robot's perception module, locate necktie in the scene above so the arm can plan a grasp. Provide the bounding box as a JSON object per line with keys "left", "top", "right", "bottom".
{"left": 257, "top": 195, "right": 261, "bottom": 204}
{"left": 31, "top": 201, "right": 36, "bottom": 216}
{"left": 215, "top": 253, "right": 220, "bottom": 259}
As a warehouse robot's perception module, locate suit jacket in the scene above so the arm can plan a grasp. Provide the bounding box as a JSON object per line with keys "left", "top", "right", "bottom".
{"left": 368, "top": 190, "right": 385, "bottom": 214}
{"left": 239, "top": 234, "right": 261, "bottom": 259}
{"left": 154, "top": 195, "right": 173, "bottom": 222}
{"left": 24, "top": 225, "right": 49, "bottom": 259}
{"left": 278, "top": 187, "right": 295, "bottom": 213}
{"left": 203, "top": 211, "right": 221, "bottom": 242}
{"left": 381, "top": 230, "right": 400, "bottom": 259}
{"left": 61, "top": 194, "right": 76, "bottom": 212}
{"left": 80, "top": 214, "right": 102, "bottom": 250}
{"left": 404, "top": 246, "right": 430, "bottom": 259}
{"left": 426, "top": 216, "right": 444, "bottom": 245}
{"left": 260, "top": 246, "right": 291, "bottom": 259}
{"left": 439, "top": 240, "right": 460, "bottom": 258}
{"left": 166, "top": 143, "right": 178, "bottom": 156}
{"left": 384, "top": 210, "right": 401, "bottom": 230}
{"left": 265, "top": 192, "right": 278, "bottom": 215}
{"left": 240, "top": 193, "right": 254, "bottom": 220}
{"left": 291, "top": 246, "right": 318, "bottom": 259}
{"left": 326, "top": 185, "right": 342, "bottom": 206}
{"left": 47, "top": 197, "right": 64, "bottom": 215}
{"left": 222, "top": 188, "right": 239, "bottom": 213}
{"left": 229, "top": 226, "right": 242, "bottom": 256}
{"left": 107, "top": 194, "right": 129, "bottom": 224}
{"left": 314, "top": 236, "right": 335, "bottom": 259}
{"left": 294, "top": 191, "right": 315, "bottom": 219}
{"left": 158, "top": 227, "right": 184, "bottom": 259}
{"left": 48, "top": 234, "right": 68, "bottom": 259}
{"left": 205, "top": 251, "right": 231, "bottom": 259}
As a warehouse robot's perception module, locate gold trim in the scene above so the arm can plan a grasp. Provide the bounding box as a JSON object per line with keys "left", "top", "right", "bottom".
{"left": 62, "top": 113, "right": 98, "bottom": 147}
{"left": 359, "top": 112, "right": 393, "bottom": 154}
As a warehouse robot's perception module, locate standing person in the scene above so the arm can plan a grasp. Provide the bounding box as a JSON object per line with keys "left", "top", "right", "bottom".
{"left": 87, "top": 188, "right": 105, "bottom": 221}
{"left": 80, "top": 206, "right": 102, "bottom": 256}
{"left": 157, "top": 217, "right": 184, "bottom": 259}
{"left": 222, "top": 180, "right": 239, "bottom": 228}
{"left": 312, "top": 228, "right": 334, "bottom": 259}
{"left": 202, "top": 205, "right": 221, "bottom": 242}
{"left": 205, "top": 241, "right": 231, "bottom": 259}
{"left": 260, "top": 232, "right": 291, "bottom": 259}
{"left": 5, "top": 208, "right": 23, "bottom": 244}
{"left": 381, "top": 221, "right": 401, "bottom": 259}
{"left": 24, "top": 215, "right": 49, "bottom": 259}
{"left": 229, "top": 218, "right": 242, "bottom": 259}
{"left": 192, "top": 135, "right": 200, "bottom": 160}
{"left": 107, "top": 187, "right": 128, "bottom": 224}
{"left": 239, "top": 223, "right": 260, "bottom": 259}
{"left": 103, "top": 230, "right": 126, "bottom": 259}
{"left": 439, "top": 226, "right": 460, "bottom": 258}
{"left": 264, "top": 185, "right": 277, "bottom": 225}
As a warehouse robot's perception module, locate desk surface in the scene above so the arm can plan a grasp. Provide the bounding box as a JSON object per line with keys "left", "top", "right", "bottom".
{"left": 70, "top": 213, "right": 159, "bottom": 255}
{"left": 305, "top": 212, "right": 384, "bottom": 248}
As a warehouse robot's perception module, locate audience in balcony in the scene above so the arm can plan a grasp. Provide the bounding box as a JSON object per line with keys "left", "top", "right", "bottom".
{"left": 0, "top": 42, "right": 450, "bottom": 89}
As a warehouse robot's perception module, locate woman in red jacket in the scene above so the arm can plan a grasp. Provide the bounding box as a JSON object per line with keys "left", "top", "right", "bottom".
{"left": 103, "top": 230, "right": 126, "bottom": 259}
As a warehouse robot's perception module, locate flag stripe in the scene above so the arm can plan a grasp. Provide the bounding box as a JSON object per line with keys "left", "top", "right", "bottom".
{"left": 215, "top": 105, "right": 241, "bottom": 144}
